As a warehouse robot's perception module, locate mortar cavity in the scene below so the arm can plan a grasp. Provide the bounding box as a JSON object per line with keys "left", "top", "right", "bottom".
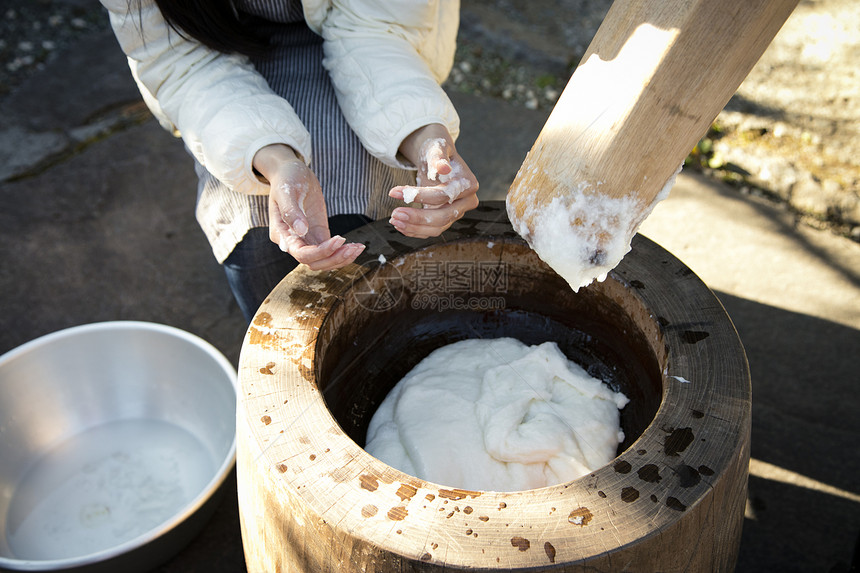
{"left": 315, "top": 240, "right": 664, "bottom": 461}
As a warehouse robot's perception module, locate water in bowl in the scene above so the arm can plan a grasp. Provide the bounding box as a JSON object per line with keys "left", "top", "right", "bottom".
{"left": 5, "top": 418, "right": 215, "bottom": 561}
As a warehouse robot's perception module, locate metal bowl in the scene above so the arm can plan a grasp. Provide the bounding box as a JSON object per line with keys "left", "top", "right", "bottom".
{"left": 0, "top": 322, "right": 237, "bottom": 572}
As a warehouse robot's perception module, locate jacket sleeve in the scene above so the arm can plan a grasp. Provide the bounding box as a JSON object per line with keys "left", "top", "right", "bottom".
{"left": 312, "top": 0, "right": 461, "bottom": 169}
{"left": 100, "top": 0, "right": 312, "bottom": 195}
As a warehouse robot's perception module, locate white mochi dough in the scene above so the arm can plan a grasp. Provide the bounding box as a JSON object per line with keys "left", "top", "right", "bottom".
{"left": 365, "top": 337, "right": 629, "bottom": 492}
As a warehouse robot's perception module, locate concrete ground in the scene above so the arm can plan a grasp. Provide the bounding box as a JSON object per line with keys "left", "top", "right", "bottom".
{"left": 0, "top": 4, "right": 858, "bottom": 573}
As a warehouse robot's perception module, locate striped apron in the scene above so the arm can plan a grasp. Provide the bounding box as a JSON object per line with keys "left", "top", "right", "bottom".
{"left": 194, "top": 0, "right": 411, "bottom": 263}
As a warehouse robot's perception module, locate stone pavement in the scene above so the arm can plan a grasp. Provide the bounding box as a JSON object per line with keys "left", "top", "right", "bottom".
{"left": 1, "top": 4, "right": 858, "bottom": 573}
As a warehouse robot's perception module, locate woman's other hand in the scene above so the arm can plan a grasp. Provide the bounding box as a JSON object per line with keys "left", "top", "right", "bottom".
{"left": 389, "top": 124, "right": 479, "bottom": 238}
{"left": 253, "top": 144, "right": 365, "bottom": 271}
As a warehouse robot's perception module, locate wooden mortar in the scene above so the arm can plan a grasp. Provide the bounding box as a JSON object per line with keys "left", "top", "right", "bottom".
{"left": 237, "top": 201, "right": 750, "bottom": 572}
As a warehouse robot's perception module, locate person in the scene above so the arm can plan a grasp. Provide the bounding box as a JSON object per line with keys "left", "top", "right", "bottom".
{"left": 100, "top": 0, "right": 480, "bottom": 321}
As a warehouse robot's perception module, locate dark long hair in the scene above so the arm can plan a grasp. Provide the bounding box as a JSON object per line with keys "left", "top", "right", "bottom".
{"left": 150, "top": 0, "right": 270, "bottom": 57}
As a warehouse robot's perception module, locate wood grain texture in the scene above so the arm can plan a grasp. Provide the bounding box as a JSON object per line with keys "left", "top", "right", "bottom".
{"left": 507, "top": 0, "right": 799, "bottom": 233}
{"left": 237, "top": 202, "right": 750, "bottom": 571}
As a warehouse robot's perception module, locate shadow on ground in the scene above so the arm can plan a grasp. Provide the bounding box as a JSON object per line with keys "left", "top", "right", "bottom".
{"left": 716, "top": 292, "right": 860, "bottom": 572}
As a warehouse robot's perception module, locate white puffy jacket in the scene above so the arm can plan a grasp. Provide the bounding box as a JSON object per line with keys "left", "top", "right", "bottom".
{"left": 100, "top": 0, "right": 461, "bottom": 195}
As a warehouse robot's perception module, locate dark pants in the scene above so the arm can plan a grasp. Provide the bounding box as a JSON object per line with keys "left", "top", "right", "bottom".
{"left": 222, "top": 214, "right": 372, "bottom": 322}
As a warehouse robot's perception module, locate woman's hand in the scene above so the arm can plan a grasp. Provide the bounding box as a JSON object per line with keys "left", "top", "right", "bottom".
{"left": 253, "top": 144, "right": 365, "bottom": 271}
{"left": 389, "top": 124, "right": 479, "bottom": 238}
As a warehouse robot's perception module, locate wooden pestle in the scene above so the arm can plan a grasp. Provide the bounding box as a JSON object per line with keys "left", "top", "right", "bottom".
{"left": 506, "top": 0, "right": 799, "bottom": 290}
